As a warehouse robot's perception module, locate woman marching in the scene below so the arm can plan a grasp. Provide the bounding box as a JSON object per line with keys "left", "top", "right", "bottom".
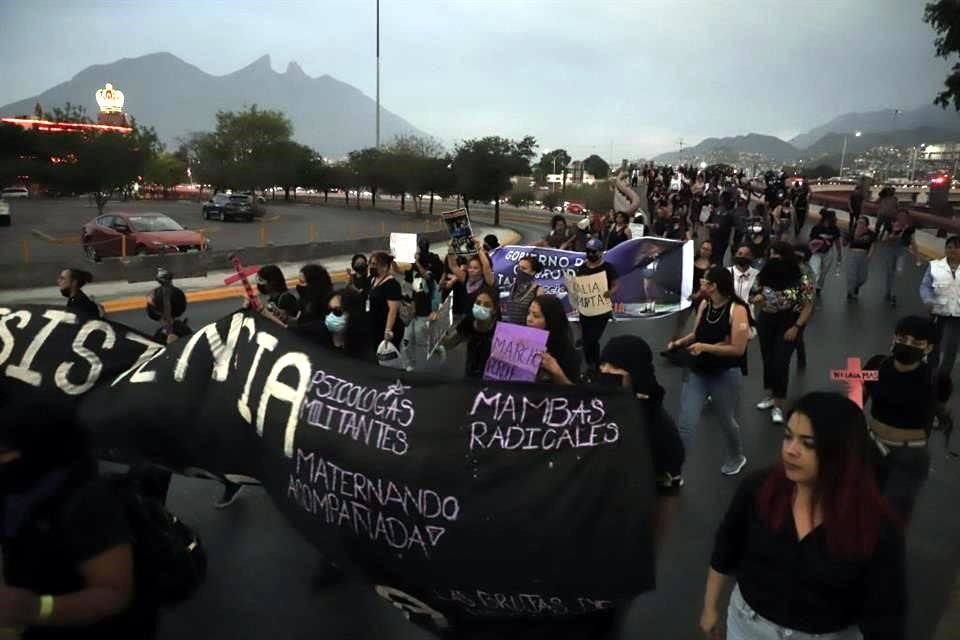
{"left": 845, "top": 215, "right": 876, "bottom": 301}
{"left": 526, "top": 294, "right": 581, "bottom": 385}
{"left": 701, "top": 392, "right": 905, "bottom": 640}
{"left": 752, "top": 242, "right": 815, "bottom": 424}
{"left": 503, "top": 256, "right": 543, "bottom": 325}
{"left": 668, "top": 266, "right": 751, "bottom": 476}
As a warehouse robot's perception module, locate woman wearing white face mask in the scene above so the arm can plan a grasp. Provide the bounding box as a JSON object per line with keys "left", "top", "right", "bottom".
{"left": 443, "top": 287, "right": 500, "bottom": 379}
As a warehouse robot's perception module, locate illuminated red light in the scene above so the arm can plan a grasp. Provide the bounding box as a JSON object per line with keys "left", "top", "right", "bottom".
{"left": 0, "top": 117, "right": 132, "bottom": 134}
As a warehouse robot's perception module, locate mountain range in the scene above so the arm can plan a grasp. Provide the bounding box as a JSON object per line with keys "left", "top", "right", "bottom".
{"left": 0, "top": 52, "right": 429, "bottom": 158}
{"left": 652, "top": 104, "right": 960, "bottom": 165}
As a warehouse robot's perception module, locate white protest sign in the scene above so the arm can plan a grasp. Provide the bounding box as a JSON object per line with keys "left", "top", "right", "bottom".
{"left": 574, "top": 271, "right": 612, "bottom": 317}
{"left": 390, "top": 232, "right": 418, "bottom": 264}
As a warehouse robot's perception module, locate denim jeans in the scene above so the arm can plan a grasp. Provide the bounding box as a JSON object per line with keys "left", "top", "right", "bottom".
{"left": 931, "top": 315, "right": 960, "bottom": 379}
{"left": 845, "top": 250, "right": 869, "bottom": 295}
{"left": 402, "top": 316, "right": 433, "bottom": 371}
{"left": 727, "top": 585, "right": 862, "bottom": 640}
{"left": 677, "top": 368, "right": 744, "bottom": 458}
{"left": 809, "top": 251, "right": 836, "bottom": 291}
{"left": 879, "top": 242, "right": 905, "bottom": 298}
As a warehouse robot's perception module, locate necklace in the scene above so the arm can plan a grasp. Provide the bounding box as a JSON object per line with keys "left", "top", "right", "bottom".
{"left": 705, "top": 299, "right": 728, "bottom": 324}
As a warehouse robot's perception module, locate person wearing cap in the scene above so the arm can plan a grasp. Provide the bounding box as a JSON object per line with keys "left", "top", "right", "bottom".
{"left": 576, "top": 238, "right": 620, "bottom": 373}
{"left": 145, "top": 268, "right": 189, "bottom": 344}
{"left": 807, "top": 209, "right": 843, "bottom": 298}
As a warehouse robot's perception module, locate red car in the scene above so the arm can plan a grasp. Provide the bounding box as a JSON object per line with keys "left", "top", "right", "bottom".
{"left": 82, "top": 212, "right": 209, "bottom": 261}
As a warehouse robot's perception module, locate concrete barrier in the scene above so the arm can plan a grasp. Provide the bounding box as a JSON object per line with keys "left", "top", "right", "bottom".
{"left": 0, "top": 229, "right": 452, "bottom": 291}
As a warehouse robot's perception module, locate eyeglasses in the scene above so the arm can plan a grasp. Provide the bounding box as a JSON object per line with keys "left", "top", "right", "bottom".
{"left": 328, "top": 308, "right": 344, "bottom": 316}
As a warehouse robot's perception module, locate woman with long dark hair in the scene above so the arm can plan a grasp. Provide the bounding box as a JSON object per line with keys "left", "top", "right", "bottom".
{"left": 751, "top": 241, "right": 814, "bottom": 424}
{"left": 367, "top": 251, "right": 405, "bottom": 350}
{"left": 346, "top": 254, "right": 370, "bottom": 304}
{"left": 605, "top": 211, "right": 633, "bottom": 250}
{"left": 668, "top": 266, "right": 750, "bottom": 476}
{"left": 295, "top": 288, "right": 372, "bottom": 360}
{"left": 443, "top": 287, "right": 500, "bottom": 378}
{"left": 701, "top": 392, "right": 905, "bottom": 640}
{"left": 503, "top": 256, "right": 543, "bottom": 325}
{"left": 526, "top": 294, "right": 580, "bottom": 385}
{"left": 293, "top": 263, "right": 333, "bottom": 325}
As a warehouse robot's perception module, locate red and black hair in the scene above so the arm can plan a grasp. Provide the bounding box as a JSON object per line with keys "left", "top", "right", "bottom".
{"left": 757, "top": 392, "right": 901, "bottom": 557}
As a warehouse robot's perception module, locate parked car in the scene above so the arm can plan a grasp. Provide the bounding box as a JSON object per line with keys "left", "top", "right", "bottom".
{"left": 1, "top": 186, "right": 29, "bottom": 199}
{"left": 0, "top": 201, "right": 10, "bottom": 227}
{"left": 81, "top": 212, "right": 208, "bottom": 261}
{"left": 203, "top": 193, "right": 255, "bottom": 222}
{"left": 564, "top": 202, "right": 587, "bottom": 215}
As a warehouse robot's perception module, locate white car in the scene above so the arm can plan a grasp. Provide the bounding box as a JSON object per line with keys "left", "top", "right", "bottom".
{"left": 0, "top": 186, "right": 28, "bottom": 199}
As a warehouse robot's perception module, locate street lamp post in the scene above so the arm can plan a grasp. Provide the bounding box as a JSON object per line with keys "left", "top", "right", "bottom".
{"left": 839, "top": 131, "right": 861, "bottom": 178}
{"left": 375, "top": 0, "right": 380, "bottom": 148}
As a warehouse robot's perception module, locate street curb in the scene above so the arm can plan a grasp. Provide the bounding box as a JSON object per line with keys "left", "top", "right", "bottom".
{"left": 101, "top": 228, "right": 523, "bottom": 314}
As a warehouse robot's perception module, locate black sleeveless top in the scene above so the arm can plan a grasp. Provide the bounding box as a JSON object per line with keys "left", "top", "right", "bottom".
{"left": 690, "top": 300, "right": 743, "bottom": 375}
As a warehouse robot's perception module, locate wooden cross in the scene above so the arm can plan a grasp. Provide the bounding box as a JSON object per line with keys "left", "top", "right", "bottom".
{"left": 830, "top": 357, "right": 879, "bottom": 409}
{"left": 224, "top": 255, "right": 262, "bottom": 311}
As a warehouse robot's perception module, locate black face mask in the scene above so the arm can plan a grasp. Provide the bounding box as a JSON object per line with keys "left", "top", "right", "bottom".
{"left": 354, "top": 264, "right": 368, "bottom": 277}
{"left": 733, "top": 256, "right": 752, "bottom": 268}
{"left": 59, "top": 287, "right": 71, "bottom": 298}
{"left": 417, "top": 243, "right": 430, "bottom": 255}
{"left": 892, "top": 343, "right": 926, "bottom": 365}
{"left": 586, "top": 251, "right": 601, "bottom": 262}
{"left": 256, "top": 283, "right": 269, "bottom": 295}
{"left": 598, "top": 372, "right": 625, "bottom": 389}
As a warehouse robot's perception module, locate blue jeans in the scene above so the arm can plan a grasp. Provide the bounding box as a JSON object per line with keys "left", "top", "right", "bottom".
{"left": 845, "top": 250, "right": 869, "bottom": 295}
{"left": 880, "top": 242, "right": 905, "bottom": 298}
{"left": 678, "top": 368, "right": 744, "bottom": 459}
{"left": 727, "top": 585, "right": 862, "bottom": 640}
{"left": 809, "top": 251, "right": 836, "bottom": 291}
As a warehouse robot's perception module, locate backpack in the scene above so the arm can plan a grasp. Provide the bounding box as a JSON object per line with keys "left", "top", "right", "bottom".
{"left": 109, "top": 475, "right": 207, "bottom": 607}
{"left": 397, "top": 276, "right": 417, "bottom": 325}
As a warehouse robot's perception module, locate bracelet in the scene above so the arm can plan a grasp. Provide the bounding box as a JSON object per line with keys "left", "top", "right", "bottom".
{"left": 38, "top": 595, "right": 54, "bottom": 622}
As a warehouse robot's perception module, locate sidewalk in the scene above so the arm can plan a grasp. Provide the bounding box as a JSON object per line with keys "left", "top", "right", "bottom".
{"left": 0, "top": 225, "right": 520, "bottom": 313}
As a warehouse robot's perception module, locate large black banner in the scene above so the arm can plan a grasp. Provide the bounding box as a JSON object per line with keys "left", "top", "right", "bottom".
{"left": 0, "top": 306, "right": 657, "bottom": 629}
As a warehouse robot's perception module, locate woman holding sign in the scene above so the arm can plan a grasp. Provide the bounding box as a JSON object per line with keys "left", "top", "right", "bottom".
{"left": 504, "top": 256, "right": 543, "bottom": 325}
{"left": 668, "top": 266, "right": 750, "bottom": 476}
{"left": 443, "top": 287, "right": 499, "bottom": 379}
{"left": 527, "top": 294, "right": 580, "bottom": 385}
{"left": 576, "top": 238, "right": 620, "bottom": 372}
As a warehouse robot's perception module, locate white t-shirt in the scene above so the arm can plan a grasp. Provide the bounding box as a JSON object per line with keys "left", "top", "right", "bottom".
{"left": 729, "top": 265, "right": 759, "bottom": 309}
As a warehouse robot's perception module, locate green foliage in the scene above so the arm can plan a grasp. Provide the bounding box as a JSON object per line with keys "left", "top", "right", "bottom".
{"left": 541, "top": 191, "right": 563, "bottom": 210}
{"left": 925, "top": 0, "right": 960, "bottom": 110}
{"left": 45, "top": 102, "right": 91, "bottom": 124}
{"left": 582, "top": 154, "right": 610, "bottom": 179}
{"left": 145, "top": 153, "right": 187, "bottom": 194}
{"left": 533, "top": 149, "right": 571, "bottom": 185}
{"left": 563, "top": 182, "right": 613, "bottom": 214}
{"left": 507, "top": 188, "right": 536, "bottom": 208}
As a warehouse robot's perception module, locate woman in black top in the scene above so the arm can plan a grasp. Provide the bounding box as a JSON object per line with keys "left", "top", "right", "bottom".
{"left": 292, "top": 263, "right": 333, "bottom": 325}
{"left": 604, "top": 211, "right": 632, "bottom": 249}
{"left": 668, "top": 266, "right": 750, "bottom": 477}
{"left": 702, "top": 392, "right": 905, "bottom": 640}
{"left": 443, "top": 287, "right": 499, "bottom": 378}
{"left": 256, "top": 264, "right": 299, "bottom": 326}
{"left": 526, "top": 294, "right": 580, "bottom": 385}
{"left": 293, "top": 289, "right": 372, "bottom": 360}
{"left": 57, "top": 268, "right": 100, "bottom": 319}
{"left": 367, "top": 251, "right": 404, "bottom": 350}
{"left": 346, "top": 254, "right": 371, "bottom": 305}
{"left": 845, "top": 216, "right": 876, "bottom": 301}
{"left": 576, "top": 239, "right": 620, "bottom": 370}
{"left": 0, "top": 396, "right": 156, "bottom": 639}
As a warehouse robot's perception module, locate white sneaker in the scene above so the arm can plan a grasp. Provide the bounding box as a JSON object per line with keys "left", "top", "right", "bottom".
{"left": 771, "top": 407, "right": 785, "bottom": 424}
{"left": 756, "top": 397, "right": 775, "bottom": 410}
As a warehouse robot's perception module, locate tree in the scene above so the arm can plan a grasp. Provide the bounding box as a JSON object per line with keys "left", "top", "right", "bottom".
{"left": 541, "top": 191, "right": 563, "bottom": 211}
{"left": 348, "top": 147, "right": 389, "bottom": 207}
{"left": 452, "top": 135, "right": 537, "bottom": 225}
{"left": 145, "top": 153, "right": 187, "bottom": 198}
{"left": 533, "top": 149, "right": 571, "bottom": 186}
{"left": 45, "top": 102, "right": 92, "bottom": 123}
{"left": 925, "top": 1, "right": 960, "bottom": 110}
{"left": 382, "top": 134, "right": 445, "bottom": 213}
{"left": 582, "top": 154, "right": 610, "bottom": 180}
{"left": 507, "top": 188, "right": 535, "bottom": 208}
{"left": 268, "top": 141, "right": 315, "bottom": 201}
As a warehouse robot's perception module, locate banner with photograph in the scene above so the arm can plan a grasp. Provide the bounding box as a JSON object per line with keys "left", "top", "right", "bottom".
{"left": 442, "top": 208, "right": 478, "bottom": 256}
{"left": 489, "top": 237, "right": 693, "bottom": 319}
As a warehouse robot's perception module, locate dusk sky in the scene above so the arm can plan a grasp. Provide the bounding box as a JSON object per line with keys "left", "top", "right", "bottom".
{"left": 0, "top": 0, "right": 952, "bottom": 157}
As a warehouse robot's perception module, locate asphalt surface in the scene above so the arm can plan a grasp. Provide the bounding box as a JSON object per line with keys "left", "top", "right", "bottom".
{"left": 102, "top": 220, "right": 960, "bottom": 640}
{"left": 0, "top": 196, "right": 457, "bottom": 265}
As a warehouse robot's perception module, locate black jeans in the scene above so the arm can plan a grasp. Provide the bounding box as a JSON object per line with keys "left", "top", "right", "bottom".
{"left": 873, "top": 443, "right": 930, "bottom": 522}
{"left": 579, "top": 312, "right": 611, "bottom": 368}
{"left": 757, "top": 311, "right": 799, "bottom": 399}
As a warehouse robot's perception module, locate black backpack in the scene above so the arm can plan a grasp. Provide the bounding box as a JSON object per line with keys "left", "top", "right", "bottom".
{"left": 109, "top": 475, "right": 207, "bottom": 607}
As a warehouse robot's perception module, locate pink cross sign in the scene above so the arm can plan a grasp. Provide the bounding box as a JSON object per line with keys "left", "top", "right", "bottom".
{"left": 830, "top": 357, "right": 879, "bottom": 409}
{"left": 224, "top": 255, "right": 262, "bottom": 311}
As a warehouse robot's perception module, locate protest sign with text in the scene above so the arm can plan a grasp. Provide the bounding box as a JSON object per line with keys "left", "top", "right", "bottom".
{"left": 390, "top": 232, "right": 419, "bottom": 263}
{"left": 574, "top": 272, "right": 612, "bottom": 317}
{"left": 483, "top": 323, "right": 549, "bottom": 382}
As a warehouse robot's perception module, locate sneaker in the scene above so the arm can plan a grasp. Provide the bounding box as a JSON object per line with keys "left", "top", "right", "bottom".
{"left": 215, "top": 482, "right": 244, "bottom": 509}
{"left": 771, "top": 407, "right": 785, "bottom": 424}
{"left": 756, "top": 397, "right": 775, "bottom": 410}
{"left": 721, "top": 455, "right": 747, "bottom": 476}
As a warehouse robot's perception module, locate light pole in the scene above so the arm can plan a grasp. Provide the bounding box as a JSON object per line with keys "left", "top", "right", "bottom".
{"left": 839, "top": 130, "right": 861, "bottom": 177}
{"left": 375, "top": 0, "right": 380, "bottom": 148}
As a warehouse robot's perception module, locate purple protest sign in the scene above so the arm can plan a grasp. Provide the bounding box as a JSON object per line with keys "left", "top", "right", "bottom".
{"left": 488, "top": 237, "right": 692, "bottom": 320}
{"left": 482, "top": 323, "right": 549, "bottom": 382}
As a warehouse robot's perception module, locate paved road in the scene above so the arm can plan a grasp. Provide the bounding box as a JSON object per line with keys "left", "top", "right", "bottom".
{"left": 105, "top": 220, "right": 960, "bottom": 640}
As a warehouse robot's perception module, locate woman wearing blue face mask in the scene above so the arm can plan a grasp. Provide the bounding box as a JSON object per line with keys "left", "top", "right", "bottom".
{"left": 443, "top": 287, "right": 500, "bottom": 378}
{"left": 295, "top": 289, "right": 372, "bottom": 360}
